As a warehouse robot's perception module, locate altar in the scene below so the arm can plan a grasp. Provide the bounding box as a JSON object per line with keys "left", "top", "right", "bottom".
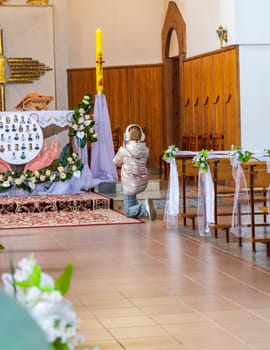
{"left": 0, "top": 102, "right": 118, "bottom": 197}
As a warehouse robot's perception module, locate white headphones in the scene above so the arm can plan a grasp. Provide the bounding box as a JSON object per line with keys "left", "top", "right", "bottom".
{"left": 124, "top": 124, "right": 145, "bottom": 142}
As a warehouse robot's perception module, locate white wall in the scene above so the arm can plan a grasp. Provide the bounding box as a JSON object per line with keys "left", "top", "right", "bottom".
{"left": 164, "top": 0, "right": 237, "bottom": 56}
{"left": 66, "top": 0, "right": 165, "bottom": 68}
{"left": 235, "top": 0, "right": 270, "bottom": 44}
{"left": 171, "top": 0, "right": 223, "bottom": 57}
{"left": 239, "top": 46, "right": 270, "bottom": 150}
{"left": 49, "top": 0, "right": 69, "bottom": 109}
{"left": 0, "top": 5, "right": 56, "bottom": 111}
{"left": 235, "top": 0, "right": 270, "bottom": 150}
{"left": 219, "top": 0, "right": 236, "bottom": 45}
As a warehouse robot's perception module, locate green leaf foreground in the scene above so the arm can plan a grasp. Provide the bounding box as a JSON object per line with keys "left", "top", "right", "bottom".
{"left": 55, "top": 263, "right": 73, "bottom": 296}
{"left": 14, "top": 262, "right": 73, "bottom": 296}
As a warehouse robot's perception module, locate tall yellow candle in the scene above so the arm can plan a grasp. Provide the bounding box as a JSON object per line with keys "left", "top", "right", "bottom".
{"left": 96, "top": 28, "right": 104, "bottom": 95}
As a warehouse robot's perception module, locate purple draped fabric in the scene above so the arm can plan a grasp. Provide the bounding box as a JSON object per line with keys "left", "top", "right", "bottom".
{"left": 91, "top": 94, "right": 118, "bottom": 183}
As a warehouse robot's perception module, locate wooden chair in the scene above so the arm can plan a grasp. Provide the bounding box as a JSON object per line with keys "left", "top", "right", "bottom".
{"left": 182, "top": 133, "right": 189, "bottom": 150}
{"left": 200, "top": 132, "right": 211, "bottom": 150}
{"left": 240, "top": 161, "right": 270, "bottom": 251}
{"left": 207, "top": 158, "right": 236, "bottom": 241}
{"left": 212, "top": 132, "right": 224, "bottom": 151}
{"left": 112, "top": 127, "right": 121, "bottom": 154}
{"left": 188, "top": 133, "right": 199, "bottom": 151}
{"left": 218, "top": 160, "right": 270, "bottom": 249}
{"left": 176, "top": 154, "right": 199, "bottom": 228}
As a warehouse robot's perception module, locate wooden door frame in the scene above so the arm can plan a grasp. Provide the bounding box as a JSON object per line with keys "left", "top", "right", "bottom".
{"left": 162, "top": 1, "right": 186, "bottom": 148}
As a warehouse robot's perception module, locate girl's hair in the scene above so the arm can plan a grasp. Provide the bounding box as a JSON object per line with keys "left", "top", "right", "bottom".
{"left": 128, "top": 125, "right": 142, "bottom": 141}
{"left": 124, "top": 124, "right": 145, "bottom": 142}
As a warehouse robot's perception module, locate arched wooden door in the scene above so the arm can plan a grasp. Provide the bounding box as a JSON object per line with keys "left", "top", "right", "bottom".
{"left": 162, "top": 1, "right": 186, "bottom": 148}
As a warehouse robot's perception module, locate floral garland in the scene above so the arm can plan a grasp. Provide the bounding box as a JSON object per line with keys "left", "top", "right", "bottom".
{"left": 193, "top": 149, "right": 209, "bottom": 172}
{"left": 162, "top": 145, "right": 179, "bottom": 159}
{"left": 0, "top": 152, "right": 83, "bottom": 193}
{"left": 230, "top": 146, "right": 253, "bottom": 162}
{"left": 67, "top": 93, "right": 97, "bottom": 148}
{"left": 2, "top": 255, "right": 84, "bottom": 350}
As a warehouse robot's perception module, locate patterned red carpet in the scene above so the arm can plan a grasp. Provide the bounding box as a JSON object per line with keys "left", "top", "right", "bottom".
{"left": 0, "top": 192, "right": 112, "bottom": 214}
{"left": 0, "top": 209, "right": 143, "bottom": 229}
{"left": 0, "top": 192, "right": 144, "bottom": 229}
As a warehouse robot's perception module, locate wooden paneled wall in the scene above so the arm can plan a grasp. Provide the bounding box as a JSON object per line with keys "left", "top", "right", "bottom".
{"left": 67, "top": 46, "right": 240, "bottom": 169}
{"left": 182, "top": 45, "right": 240, "bottom": 149}
{"left": 67, "top": 64, "right": 164, "bottom": 169}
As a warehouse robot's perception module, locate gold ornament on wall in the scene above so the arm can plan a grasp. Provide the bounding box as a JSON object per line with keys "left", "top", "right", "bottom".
{"left": 26, "top": 0, "right": 49, "bottom": 5}
{"left": 216, "top": 25, "right": 228, "bottom": 48}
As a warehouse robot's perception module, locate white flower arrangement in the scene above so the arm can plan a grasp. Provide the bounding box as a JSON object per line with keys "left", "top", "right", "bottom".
{"left": 2, "top": 255, "right": 84, "bottom": 350}
{"left": 162, "top": 145, "right": 179, "bottom": 159}
{"left": 230, "top": 146, "right": 253, "bottom": 162}
{"left": 193, "top": 149, "right": 209, "bottom": 172}
{"left": 0, "top": 152, "right": 83, "bottom": 193}
{"left": 67, "top": 93, "right": 98, "bottom": 148}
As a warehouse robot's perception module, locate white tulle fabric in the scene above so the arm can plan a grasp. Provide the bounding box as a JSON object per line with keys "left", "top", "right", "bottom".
{"left": 230, "top": 157, "right": 250, "bottom": 237}
{"left": 249, "top": 152, "right": 270, "bottom": 224}
{"left": 197, "top": 167, "right": 215, "bottom": 237}
{"left": 164, "top": 157, "right": 179, "bottom": 228}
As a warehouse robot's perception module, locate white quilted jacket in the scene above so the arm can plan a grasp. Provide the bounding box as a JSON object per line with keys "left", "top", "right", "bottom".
{"left": 113, "top": 140, "right": 149, "bottom": 195}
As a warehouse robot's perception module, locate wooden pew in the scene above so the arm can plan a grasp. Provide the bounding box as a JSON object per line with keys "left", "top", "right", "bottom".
{"left": 205, "top": 158, "right": 235, "bottom": 241}
{"left": 217, "top": 160, "right": 269, "bottom": 250}
{"left": 206, "top": 158, "right": 270, "bottom": 248}
{"left": 175, "top": 153, "right": 198, "bottom": 228}
{"left": 240, "top": 161, "right": 270, "bottom": 251}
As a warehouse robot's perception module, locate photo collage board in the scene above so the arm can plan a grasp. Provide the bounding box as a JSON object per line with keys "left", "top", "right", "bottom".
{"left": 0, "top": 113, "right": 43, "bottom": 166}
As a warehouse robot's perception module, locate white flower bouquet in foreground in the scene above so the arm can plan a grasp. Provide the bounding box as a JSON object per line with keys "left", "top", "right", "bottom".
{"left": 2, "top": 255, "right": 84, "bottom": 350}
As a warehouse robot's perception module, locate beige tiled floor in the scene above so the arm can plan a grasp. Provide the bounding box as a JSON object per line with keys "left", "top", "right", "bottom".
{"left": 1, "top": 208, "right": 270, "bottom": 349}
